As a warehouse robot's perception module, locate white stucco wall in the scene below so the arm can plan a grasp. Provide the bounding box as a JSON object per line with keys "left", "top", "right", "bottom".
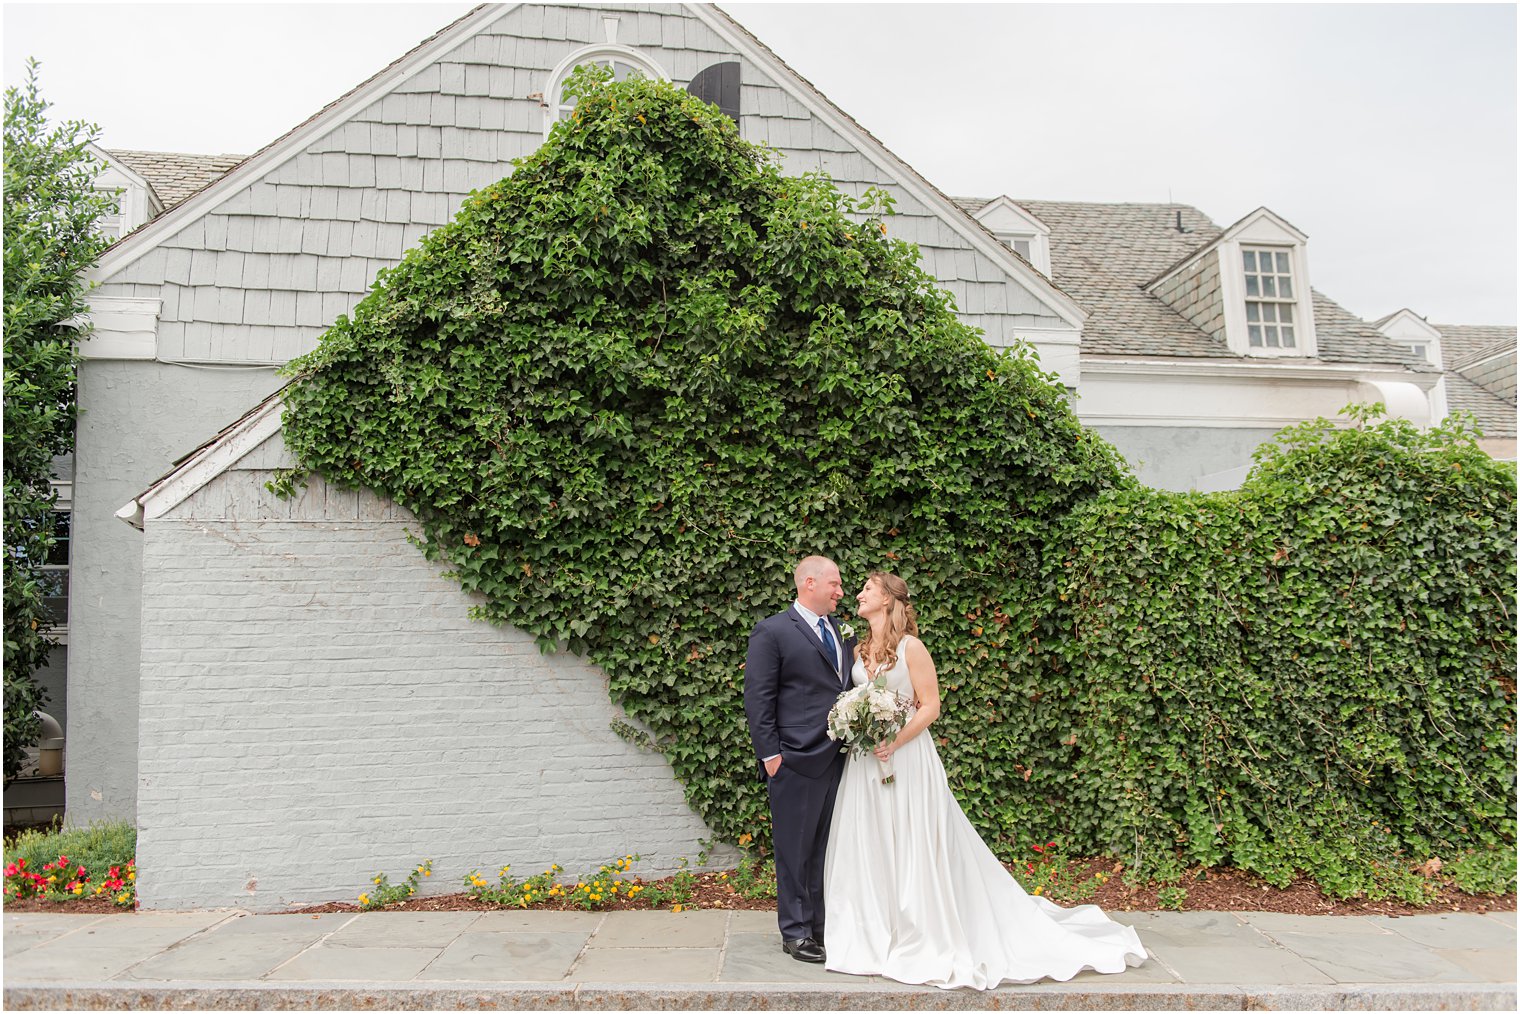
{"left": 136, "top": 450, "right": 729, "bottom": 911}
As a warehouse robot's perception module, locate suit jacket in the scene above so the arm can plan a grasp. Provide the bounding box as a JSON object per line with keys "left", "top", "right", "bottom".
{"left": 743, "top": 607, "right": 857, "bottom": 780}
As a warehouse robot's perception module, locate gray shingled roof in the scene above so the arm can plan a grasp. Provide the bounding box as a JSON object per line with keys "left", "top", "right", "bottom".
{"left": 106, "top": 150, "right": 247, "bottom": 210}
{"left": 1444, "top": 370, "right": 1516, "bottom": 437}
{"left": 1432, "top": 323, "right": 1516, "bottom": 437}
{"left": 957, "top": 197, "right": 1428, "bottom": 368}
{"left": 1435, "top": 324, "right": 1516, "bottom": 371}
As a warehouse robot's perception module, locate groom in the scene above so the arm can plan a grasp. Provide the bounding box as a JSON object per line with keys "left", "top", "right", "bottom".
{"left": 744, "top": 555, "right": 854, "bottom": 962}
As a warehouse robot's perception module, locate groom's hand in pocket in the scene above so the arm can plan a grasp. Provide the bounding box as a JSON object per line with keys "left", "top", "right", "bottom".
{"left": 764, "top": 755, "right": 783, "bottom": 777}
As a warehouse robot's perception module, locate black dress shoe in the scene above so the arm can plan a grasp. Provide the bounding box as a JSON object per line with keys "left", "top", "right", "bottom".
{"left": 781, "top": 936, "right": 826, "bottom": 963}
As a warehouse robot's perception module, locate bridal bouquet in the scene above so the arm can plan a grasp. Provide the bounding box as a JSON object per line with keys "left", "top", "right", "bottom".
{"left": 827, "top": 677, "right": 912, "bottom": 785}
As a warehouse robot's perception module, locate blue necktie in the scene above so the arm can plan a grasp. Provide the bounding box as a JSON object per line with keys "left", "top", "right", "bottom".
{"left": 817, "top": 618, "right": 838, "bottom": 673}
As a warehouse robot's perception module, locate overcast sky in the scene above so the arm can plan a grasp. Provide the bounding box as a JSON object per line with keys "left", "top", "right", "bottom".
{"left": 5, "top": 2, "right": 1515, "bottom": 325}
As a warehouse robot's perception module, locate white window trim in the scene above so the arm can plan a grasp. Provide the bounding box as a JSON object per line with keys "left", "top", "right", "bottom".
{"left": 1219, "top": 236, "right": 1317, "bottom": 358}
{"left": 40, "top": 480, "right": 72, "bottom": 642}
{"left": 970, "top": 196, "right": 1052, "bottom": 276}
{"left": 542, "top": 44, "right": 671, "bottom": 137}
{"left": 1373, "top": 308, "right": 1444, "bottom": 369}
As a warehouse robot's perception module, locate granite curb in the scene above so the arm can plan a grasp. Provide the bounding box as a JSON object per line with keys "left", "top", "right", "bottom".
{"left": 3, "top": 981, "right": 1517, "bottom": 1011}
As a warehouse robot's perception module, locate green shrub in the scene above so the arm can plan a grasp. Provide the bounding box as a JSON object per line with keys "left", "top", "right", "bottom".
{"left": 279, "top": 71, "right": 1515, "bottom": 897}
{"left": 4, "top": 819, "right": 136, "bottom": 875}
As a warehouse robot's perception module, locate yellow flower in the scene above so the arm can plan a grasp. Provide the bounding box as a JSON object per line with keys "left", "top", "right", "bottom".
{"left": 116, "top": 893, "right": 130, "bottom": 904}
{"left": 1033, "top": 887, "right": 1043, "bottom": 896}
{"left": 128, "top": 872, "right": 136, "bottom": 881}
{"left": 72, "top": 885, "right": 83, "bottom": 895}
{"left": 672, "top": 904, "right": 684, "bottom": 913}
{"left": 359, "top": 893, "right": 370, "bottom": 905}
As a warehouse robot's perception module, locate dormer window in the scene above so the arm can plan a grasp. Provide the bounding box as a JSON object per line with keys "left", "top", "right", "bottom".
{"left": 1242, "top": 247, "right": 1297, "bottom": 350}
{"left": 85, "top": 145, "right": 160, "bottom": 243}
{"left": 969, "top": 197, "right": 1052, "bottom": 276}
{"left": 543, "top": 40, "right": 669, "bottom": 136}
{"left": 1372, "top": 308, "right": 1444, "bottom": 368}
{"left": 999, "top": 233, "right": 1034, "bottom": 261}
{"left": 1399, "top": 340, "right": 1432, "bottom": 363}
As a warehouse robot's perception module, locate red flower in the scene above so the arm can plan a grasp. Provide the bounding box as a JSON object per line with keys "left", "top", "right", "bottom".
{"left": 1032, "top": 844, "right": 1044, "bottom": 853}
{"left": 1046, "top": 841, "right": 1057, "bottom": 849}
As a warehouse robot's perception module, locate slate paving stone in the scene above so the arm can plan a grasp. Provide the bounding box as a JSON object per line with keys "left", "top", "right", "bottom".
{"left": 573, "top": 945, "right": 721, "bottom": 983}
{"left": 1114, "top": 910, "right": 1262, "bottom": 946}
{"left": 122, "top": 913, "right": 354, "bottom": 982}
{"left": 323, "top": 911, "right": 481, "bottom": 948}
{"left": 2, "top": 914, "right": 108, "bottom": 957}
{"left": 1270, "top": 930, "right": 1480, "bottom": 984}
{"left": 416, "top": 930, "right": 588, "bottom": 981}
{"left": 718, "top": 931, "right": 844, "bottom": 984}
{"left": 468, "top": 910, "right": 603, "bottom": 932}
{"left": 1366, "top": 913, "right": 1519, "bottom": 949}
{"left": 587, "top": 909, "right": 728, "bottom": 947}
{"left": 1238, "top": 913, "right": 1385, "bottom": 937}
{"left": 5, "top": 911, "right": 235, "bottom": 981}
{"left": 727, "top": 910, "right": 781, "bottom": 933}
{"left": 1436, "top": 948, "right": 1519, "bottom": 982}
{"left": 1125, "top": 909, "right": 1367, "bottom": 985}
{"left": 1141, "top": 942, "right": 1336, "bottom": 985}
{"left": 265, "top": 944, "right": 440, "bottom": 981}
{"left": 1485, "top": 911, "right": 1516, "bottom": 927}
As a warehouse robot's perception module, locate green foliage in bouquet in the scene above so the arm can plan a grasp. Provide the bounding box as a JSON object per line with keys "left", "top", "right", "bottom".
{"left": 278, "top": 70, "right": 1515, "bottom": 898}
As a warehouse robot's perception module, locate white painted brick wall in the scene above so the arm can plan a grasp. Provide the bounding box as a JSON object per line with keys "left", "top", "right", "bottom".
{"left": 139, "top": 468, "right": 730, "bottom": 911}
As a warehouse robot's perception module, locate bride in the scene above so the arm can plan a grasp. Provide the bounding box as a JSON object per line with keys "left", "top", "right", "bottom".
{"left": 822, "top": 571, "right": 1148, "bottom": 990}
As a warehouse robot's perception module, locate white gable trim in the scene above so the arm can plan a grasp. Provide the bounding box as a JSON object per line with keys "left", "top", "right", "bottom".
{"left": 116, "top": 395, "right": 285, "bottom": 530}
{"left": 87, "top": 3, "right": 520, "bottom": 284}
{"left": 970, "top": 197, "right": 1052, "bottom": 276}
{"left": 79, "top": 296, "right": 162, "bottom": 360}
{"left": 691, "top": 6, "right": 1086, "bottom": 329}
{"left": 1374, "top": 308, "right": 1444, "bottom": 368}
{"left": 87, "top": 144, "right": 159, "bottom": 207}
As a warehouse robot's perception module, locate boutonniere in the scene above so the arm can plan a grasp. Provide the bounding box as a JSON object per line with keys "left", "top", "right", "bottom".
{"left": 836, "top": 621, "right": 855, "bottom": 641}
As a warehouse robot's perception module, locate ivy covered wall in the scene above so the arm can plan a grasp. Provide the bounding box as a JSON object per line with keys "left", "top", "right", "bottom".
{"left": 280, "top": 74, "right": 1515, "bottom": 898}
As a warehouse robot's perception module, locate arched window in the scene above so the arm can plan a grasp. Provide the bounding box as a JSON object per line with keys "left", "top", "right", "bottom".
{"left": 543, "top": 44, "right": 669, "bottom": 135}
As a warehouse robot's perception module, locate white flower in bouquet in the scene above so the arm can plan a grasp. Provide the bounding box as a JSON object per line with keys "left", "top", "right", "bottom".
{"left": 826, "top": 676, "right": 912, "bottom": 784}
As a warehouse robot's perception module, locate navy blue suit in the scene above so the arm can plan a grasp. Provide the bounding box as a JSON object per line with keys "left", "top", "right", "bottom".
{"left": 744, "top": 607, "right": 854, "bottom": 943}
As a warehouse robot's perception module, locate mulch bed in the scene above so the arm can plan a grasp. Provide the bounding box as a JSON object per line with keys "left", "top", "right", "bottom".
{"left": 6, "top": 860, "right": 1511, "bottom": 918}
{"left": 3, "top": 896, "right": 124, "bottom": 915}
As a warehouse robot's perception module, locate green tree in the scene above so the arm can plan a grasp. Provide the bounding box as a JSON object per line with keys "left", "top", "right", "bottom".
{"left": 3, "top": 60, "right": 117, "bottom": 781}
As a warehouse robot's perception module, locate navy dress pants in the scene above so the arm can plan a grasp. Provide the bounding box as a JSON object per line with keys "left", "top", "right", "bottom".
{"left": 767, "top": 754, "right": 845, "bottom": 942}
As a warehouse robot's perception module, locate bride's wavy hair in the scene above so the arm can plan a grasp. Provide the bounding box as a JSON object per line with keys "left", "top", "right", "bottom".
{"left": 859, "top": 571, "right": 919, "bottom": 671}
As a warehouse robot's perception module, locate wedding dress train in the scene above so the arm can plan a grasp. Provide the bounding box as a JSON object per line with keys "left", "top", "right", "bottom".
{"left": 822, "top": 638, "right": 1147, "bottom": 989}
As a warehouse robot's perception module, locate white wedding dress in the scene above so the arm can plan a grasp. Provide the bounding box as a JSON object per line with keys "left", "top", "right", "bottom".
{"left": 822, "top": 637, "right": 1148, "bottom": 989}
